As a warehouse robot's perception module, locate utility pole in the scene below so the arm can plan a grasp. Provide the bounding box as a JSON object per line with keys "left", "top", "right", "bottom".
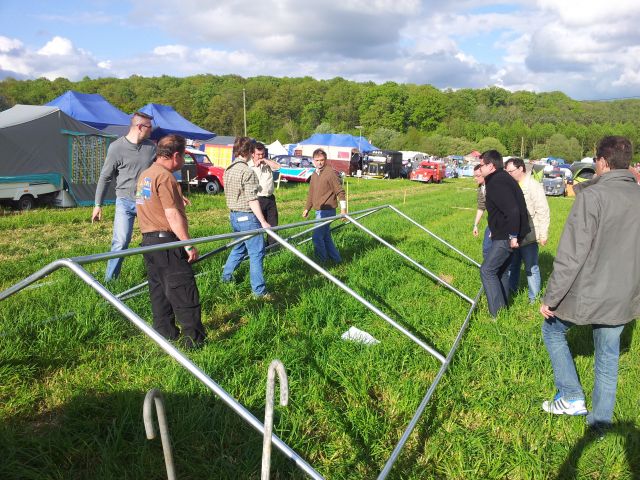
{"left": 243, "top": 88, "right": 247, "bottom": 136}
{"left": 520, "top": 136, "right": 524, "bottom": 158}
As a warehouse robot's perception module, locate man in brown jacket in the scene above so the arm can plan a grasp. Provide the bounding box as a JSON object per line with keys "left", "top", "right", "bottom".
{"left": 540, "top": 136, "right": 640, "bottom": 437}
{"left": 302, "top": 148, "right": 346, "bottom": 263}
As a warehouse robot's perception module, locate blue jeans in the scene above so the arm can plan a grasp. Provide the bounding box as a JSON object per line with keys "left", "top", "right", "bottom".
{"left": 479, "top": 239, "right": 512, "bottom": 317}
{"left": 482, "top": 228, "right": 492, "bottom": 259}
{"left": 312, "top": 209, "right": 342, "bottom": 263}
{"left": 222, "top": 212, "right": 267, "bottom": 296}
{"left": 105, "top": 197, "right": 137, "bottom": 282}
{"left": 509, "top": 242, "right": 541, "bottom": 302}
{"left": 542, "top": 317, "right": 623, "bottom": 426}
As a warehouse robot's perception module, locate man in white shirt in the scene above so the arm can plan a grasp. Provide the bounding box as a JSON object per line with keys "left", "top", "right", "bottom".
{"left": 505, "top": 157, "right": 550, "bottom": 303}
{"left": 250, "top": 142, "right": 281, "bottom": 246}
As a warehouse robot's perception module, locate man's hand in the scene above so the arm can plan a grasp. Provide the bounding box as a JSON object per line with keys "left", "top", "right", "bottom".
{"left": 182, "top": 196, "right": 192, "bottom": 207}
{"left": 473, "top": 225, "right": 479, "bottom": 237}
{"left": 539, "top": 239, "right": 547, "bottom": 246}
{"left": 340, "top": 208, "right": 347, "bottom": 222}
{"left": 540, "top": 304, "right": 554, "bottom": 319}
{"left": 91, "top": 206, "right": 102, "bottom": 223}
{"left": 260, "top": 220, "right": 271, "bottom": 229}
{"left": 185, "top": 246, "right": 198, "bottom": 263}
{"left": 302, "top": 209, "right": 309, "bottom": 218}
{"left": 510, "top": 237, "right": 519, "bottom": 249}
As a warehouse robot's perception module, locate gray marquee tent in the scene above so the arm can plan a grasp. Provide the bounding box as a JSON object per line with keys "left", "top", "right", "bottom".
{"left": 0, "top": 105, "right": 116, "bottom": 205}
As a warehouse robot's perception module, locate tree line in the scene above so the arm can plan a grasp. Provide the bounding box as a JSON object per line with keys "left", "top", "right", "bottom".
{"left": 2, "top": 74, "right": 640, "bottom": 162}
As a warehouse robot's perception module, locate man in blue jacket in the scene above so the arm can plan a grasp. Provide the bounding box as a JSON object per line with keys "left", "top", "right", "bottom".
{"left": 477, "top": 150, "right": 529, "bottom": 317}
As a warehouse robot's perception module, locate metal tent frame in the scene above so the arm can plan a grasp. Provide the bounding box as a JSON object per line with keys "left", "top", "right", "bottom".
{"left": 0, "top": 205, "right": 482, "bottom": 479}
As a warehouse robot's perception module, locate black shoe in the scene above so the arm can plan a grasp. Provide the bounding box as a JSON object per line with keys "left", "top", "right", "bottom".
{"left": 179, "top": 336, "right": 206, "bottom": 351}
{"left": 587, "top": 422, "right": 611, "bottom": 440}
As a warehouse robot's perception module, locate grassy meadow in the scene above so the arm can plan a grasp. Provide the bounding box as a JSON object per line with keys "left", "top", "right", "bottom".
{"left": 1, "top": 177, "right": 639, "bottom": 479}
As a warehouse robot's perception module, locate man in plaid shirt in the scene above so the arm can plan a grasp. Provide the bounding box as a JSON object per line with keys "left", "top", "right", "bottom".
{"left": 221, "top": 137, "right": 271, "bottom": 298}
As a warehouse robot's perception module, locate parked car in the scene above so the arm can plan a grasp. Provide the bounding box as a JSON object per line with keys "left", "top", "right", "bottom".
{"left": 458, "top": 164, "right": 476, "bottom": 177}
{"left": 409, "top": 161, "right": 446, "bottom": 183}
{"left": 543, "top": 168, "right": 567, "bottom": 196}
{"left": 273, "top": 155, "right": 315, "bottom": 182}
{"left": 363, "top": 150, "right": 402, "bottom": 179}
{"left": 176, "top": 147, "right": 225, "bottom": 194}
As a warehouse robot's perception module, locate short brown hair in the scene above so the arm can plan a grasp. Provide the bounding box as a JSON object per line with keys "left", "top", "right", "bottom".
{"left": 505, "top": 157, "right": 525, "bottom": 171}
{"left": 312, "top": 148, "right": 327, "bottom": 159}
{"left": 233, "top": 136, "right": 254, "bottom": 158}
{"left": 596, "top": 136, "right": 632, "bottom": 170}
{"left": 480, "top": 150, "right": 503, "bottom": 168}
{"left": 131, "top": 111, "right": 153, "bottom": 127}
{"left": 156, "top": 134, "right": 186, "bottom": 159}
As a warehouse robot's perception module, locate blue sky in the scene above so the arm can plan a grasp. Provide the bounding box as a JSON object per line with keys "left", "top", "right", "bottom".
{"left": 2, "top": 0, "right": 640, "bottom": 100}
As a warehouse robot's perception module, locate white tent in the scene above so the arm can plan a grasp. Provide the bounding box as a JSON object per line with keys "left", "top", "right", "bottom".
{"left": 267, "top": 139, "right": 288, "bottom": 156}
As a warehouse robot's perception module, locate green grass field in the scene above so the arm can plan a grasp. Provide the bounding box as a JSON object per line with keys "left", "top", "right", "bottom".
{"left": 1, "top": 178, "right": 638, "bottom": 479}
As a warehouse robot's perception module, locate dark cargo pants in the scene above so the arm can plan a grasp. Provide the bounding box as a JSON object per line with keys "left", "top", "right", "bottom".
{"left": 141, "top": 234, "right": 206, "bottom": 348}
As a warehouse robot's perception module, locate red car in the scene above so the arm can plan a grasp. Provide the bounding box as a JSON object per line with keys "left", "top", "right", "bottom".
{"left": 409, "top": 161, "right": 446, "bottom": 183}
{"left": 180, "top": 147, "right": 226, "bottom": 194}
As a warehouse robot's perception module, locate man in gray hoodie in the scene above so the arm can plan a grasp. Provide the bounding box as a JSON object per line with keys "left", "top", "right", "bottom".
{"left": 540, "top": 136, "right": 640, "bottom": 437}
{"left": 92, "top": 112, "right": 156, "bottom": 282}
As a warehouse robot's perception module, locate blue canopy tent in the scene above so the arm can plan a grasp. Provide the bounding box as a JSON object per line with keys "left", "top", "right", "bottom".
{"left": 136, "top": 103, "right": 214, "bottom": 141}
{"left": 45, "top": 91, "right": 130, "bottom": 135}
{"left": 298, "top": 133, "right": 377, "bottom": 152}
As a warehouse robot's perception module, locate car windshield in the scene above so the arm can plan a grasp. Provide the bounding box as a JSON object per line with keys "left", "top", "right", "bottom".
{"left": 278, "top": 156, "right": 312, "bottom": 168}
{"left": 544, "top": 171, "right": 564, "bottom": 179}
{"left": 184, "top": 152, "right": 213, "bottom": 165}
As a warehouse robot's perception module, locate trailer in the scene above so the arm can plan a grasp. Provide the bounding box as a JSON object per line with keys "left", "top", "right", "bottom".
{"left": 0, "top": 174, "right": 75, "bottom": 210}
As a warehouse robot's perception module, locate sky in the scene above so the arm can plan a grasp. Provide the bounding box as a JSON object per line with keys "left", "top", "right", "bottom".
{"left": 1, "top": 0, "right": 640, "bottom": 101}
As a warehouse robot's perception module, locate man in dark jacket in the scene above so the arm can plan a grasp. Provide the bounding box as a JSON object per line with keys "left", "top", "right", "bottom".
{"left": 540, "top": 136, "right": 640, "bottom": 436}
{"left": 478, "top": 150, "right": 529, "bottom": 317}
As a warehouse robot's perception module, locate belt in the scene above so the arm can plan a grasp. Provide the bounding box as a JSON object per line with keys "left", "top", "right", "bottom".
{"left": 142, "top": 231, "right": 175, "bottom": 238}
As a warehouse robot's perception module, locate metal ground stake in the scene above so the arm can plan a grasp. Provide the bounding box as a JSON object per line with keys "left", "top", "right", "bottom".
{"left": 262, "top": 360, "right": 289, "bottom": 480}
{"left": 143, "top": 388, "right": 177, "bottom": 480}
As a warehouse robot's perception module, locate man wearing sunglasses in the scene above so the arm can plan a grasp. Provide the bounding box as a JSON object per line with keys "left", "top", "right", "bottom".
{"left": 477, "top": 150, "right": 529, "bottom": 317}
{"left": 92, "top": 111, "right": 156, "bottom": 282}
{"left": 540, "top": 136, "right": 640, "bottom": 437}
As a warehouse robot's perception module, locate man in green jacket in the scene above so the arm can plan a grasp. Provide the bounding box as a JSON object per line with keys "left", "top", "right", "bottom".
{"left": 540, "top": 136, "right": 640, "bottom": 437}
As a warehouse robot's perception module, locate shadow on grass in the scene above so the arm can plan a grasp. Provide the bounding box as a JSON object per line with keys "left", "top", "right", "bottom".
{"left": 538, "top": 250, "right": 556, "bottom": 284}
{"left": 555, "top": 421, "right": 640, "bottom": 479}
{"left": 388, "top": 399, "right": 443, "bottom": 478}
{"left": 568, "top": 321, "right": 635, "bottom": 357}
{"left": 0, "top": 389, "right": 307, "bottom": 480}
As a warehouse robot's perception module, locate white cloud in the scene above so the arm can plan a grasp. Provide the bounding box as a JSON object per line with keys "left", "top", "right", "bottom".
{"left": 153, "top": 45, "right": 190, "bottom": 58}
{"left": 38, "top": 36, "right": 75, "bottom": 56}
{"left": 3, "top": 1, "right": 640, "bottom": 99}
{"left": 0, "top": 35, "right": 106, "bottom": 81}
{"left": 0, "top": 36, "right": 23, "bottom": 53}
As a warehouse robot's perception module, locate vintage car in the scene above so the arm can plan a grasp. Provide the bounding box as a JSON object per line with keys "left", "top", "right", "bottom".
{"left": 409, "top": 161, "right": 446, "bottom": 183}
{"left": 542, "top": 168, "right": 568, "bottom": 196}
{"left": 273, "top": 155, "right": 315, "bottom": 182}
{"left": 458, "top": 164, "right": 476, "bottom": 177}
{"left": 362, "top": 150, "right": 402, "bottom": 179}
{"left": 175, "top": 147, "right": 226, "bottom": 194}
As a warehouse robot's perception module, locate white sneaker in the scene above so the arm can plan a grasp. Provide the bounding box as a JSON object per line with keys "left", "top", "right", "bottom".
{"left": 542, "top": 393, "right": 587, "bottom": 416}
